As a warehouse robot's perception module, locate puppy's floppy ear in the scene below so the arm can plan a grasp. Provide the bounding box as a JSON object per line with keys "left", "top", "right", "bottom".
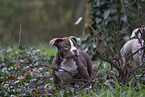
{"left": 49, "top": 38, "right": 63, "bottom": 47}
{"left": 69, "top": 36, "right": 79, "bottom": 46}
{"left": 130, "top": 28, "right": 143, "bottom": 39}
{"left": 130, "top": 28, "right": 139, "bottom": 38}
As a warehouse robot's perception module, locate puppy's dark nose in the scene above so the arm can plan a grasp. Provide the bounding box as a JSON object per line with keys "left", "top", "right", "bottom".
{"left": 72, "top": 49, "right": 79, "bottom": 56}
{"left": 73, "top": 50, "right": 78, "bottom": 53}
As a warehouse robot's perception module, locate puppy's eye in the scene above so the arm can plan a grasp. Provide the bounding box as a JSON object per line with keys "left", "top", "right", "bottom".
{"left": 64, "top": 45, "right": 69, "bottom": 49}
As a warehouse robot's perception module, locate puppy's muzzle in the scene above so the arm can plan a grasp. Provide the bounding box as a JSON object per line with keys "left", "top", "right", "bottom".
{"left": 72, "top": 49, "right": 79, "bottom": 56}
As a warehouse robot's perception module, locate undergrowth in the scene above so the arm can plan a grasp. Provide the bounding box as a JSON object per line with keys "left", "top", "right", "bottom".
{"left": 0, "top": 47, "right": 145, "bottom": 96}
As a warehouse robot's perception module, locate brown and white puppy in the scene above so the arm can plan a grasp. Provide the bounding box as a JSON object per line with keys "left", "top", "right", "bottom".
{"left": 120, "top": 28, "right": 145, "bottom": 67}
{"left": 49, "top": 36, "right": 94, "bottom": 89}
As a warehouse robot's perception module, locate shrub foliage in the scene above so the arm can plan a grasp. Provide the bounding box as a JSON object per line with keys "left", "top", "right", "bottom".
{"left": 0, "top": 47, "right": 54, "bottom": 96}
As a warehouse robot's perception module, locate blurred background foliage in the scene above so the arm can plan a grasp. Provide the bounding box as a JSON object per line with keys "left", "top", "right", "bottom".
{"left": 0, "top": 0, "right": 86, "bottom": 46}
{"left": 81, "top": 0, "right": 145, "bottom": 60}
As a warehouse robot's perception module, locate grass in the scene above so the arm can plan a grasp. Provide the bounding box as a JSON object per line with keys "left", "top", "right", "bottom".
{"left": 31, "top": 43, "right": 56, "bottom": 57}
{"left": 36, "top": 46, "right": 56, "bottom": 57}
{"left": 1, "top": 43, "right": 57, "bottom": 57}
{"left": 76, "top": 82, "right": 145, "bottom": 97}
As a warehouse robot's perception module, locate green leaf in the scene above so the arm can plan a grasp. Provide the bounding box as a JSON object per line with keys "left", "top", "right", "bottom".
{"left": 121, "top": 15, "right": 127, "bottom": 22}
{"left": 103, "top": 10, "right": 110, "bottom": 19}
{"left": 95, "top": 18, "right": 102, "bottom": 24}
{"left": 80, "top": 35, "right": 89, "bottom": 41}
{"left": 96, "top": 0, "right": 100, "bottom": 7}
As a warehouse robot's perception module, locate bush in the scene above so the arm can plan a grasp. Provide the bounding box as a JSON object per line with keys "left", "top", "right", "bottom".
{"left": 0, "top": 47, "right": 54, "bottom": 96}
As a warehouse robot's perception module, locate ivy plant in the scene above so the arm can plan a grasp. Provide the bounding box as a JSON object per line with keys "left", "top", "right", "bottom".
{"left": 80, "top": 0, "right": 145, "bottom": 60}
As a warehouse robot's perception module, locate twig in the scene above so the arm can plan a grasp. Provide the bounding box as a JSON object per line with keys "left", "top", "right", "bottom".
{"left": 78, "top": 60, "right": 103, "bottom": 89}
{"left": 18, "top": 93, "right": 52, "bottom": 97}
{"left": 18, "top": 24, "right": 23, "bottom": 92}
{"left": 59, "top": 67, "right": 75, "bottom": 80}
{"left": 6, "top": 24, "right": 22, "bottom": 92}
{"left": 89, "top": 25, "right": 98, "bottom": 33}
{"left": 17, "top": 24, "right": 22, "bottom": 59}
{"left": 127, "top": 45, "right": 145, "bottom": 58}
{"left": 121, "top": 0, "right": 136, "bottom": 7}
{"left": 99, "top": 55, "right": 123, "bottom": 74}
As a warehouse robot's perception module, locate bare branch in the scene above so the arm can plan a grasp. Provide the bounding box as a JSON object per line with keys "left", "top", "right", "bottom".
{"left": 99, "top": 55, "right": 123, "bottom": 74}
{"left": 79, "top": 60, "right": 103, "bottom": 89}
{"left": 127, "top": 45, "right": 145, "bottom": 58}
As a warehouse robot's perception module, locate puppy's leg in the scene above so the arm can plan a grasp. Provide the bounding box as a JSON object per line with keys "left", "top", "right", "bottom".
{"left": 85, "top": 55, "right": 94, "bottom": 78}
{"left": 74, "top": 56, "right": 93, "bottom": 89}
{"left": 73, "top": 56, "right": 90, "bottom": 80}
{"left": 52, "top": 70, "right": 61, "bottom": 90}
{"left": 86, "top": 56, "right": 94, "bottom": 88}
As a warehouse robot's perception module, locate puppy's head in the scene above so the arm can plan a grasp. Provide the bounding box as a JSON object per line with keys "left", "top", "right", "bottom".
{"left": 49, "top": 36, "right": 79, "bottom": 59}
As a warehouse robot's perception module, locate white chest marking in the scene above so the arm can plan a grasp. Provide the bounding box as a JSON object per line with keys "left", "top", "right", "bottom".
{"left": 60, "top": 59, "right": 78, "bottom": 73}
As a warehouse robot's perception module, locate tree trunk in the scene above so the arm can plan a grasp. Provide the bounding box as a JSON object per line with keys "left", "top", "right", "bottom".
{"left": 83, "top": 2, "right": 92, "bottom": 35}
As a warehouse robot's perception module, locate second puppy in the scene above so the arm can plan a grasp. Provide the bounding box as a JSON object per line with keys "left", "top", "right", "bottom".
{"left": 120, "top": 28, "right": 145, "bottom": 67}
